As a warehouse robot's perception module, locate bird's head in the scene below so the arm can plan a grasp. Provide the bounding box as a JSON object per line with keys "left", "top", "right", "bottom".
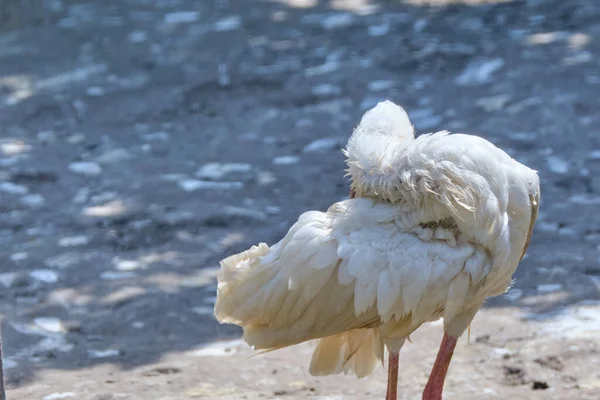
{"left": 344, "top": 101, "right": 415, "bottom": 199}
{"left": 344, "top": 100, "right": 541, "bottom": 263}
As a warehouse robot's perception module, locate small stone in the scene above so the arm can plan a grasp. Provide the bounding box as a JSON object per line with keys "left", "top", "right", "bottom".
{"left": 59, "top": 236, "right": 89, "bottom": 247}
{"left": 0, "top": 182, "right": 29, "bottom": 195}
{"left": 30, "top": 269, "right": 59, "bottom": 283}
{"left": 114, "top": 259, "right": 143, "bottom": 271}
{"left": 537, "top": 283, "right": 563, "bottom": 293}
{"left": 10, "top": 252, "right": 28, "bottom": 262}
{"left": 455, "top": 58, "right": 505, "bottom": 86}
{"left": 214, "top": 15, "right": 242, "bottom": 32}
{"left": 86, "top": 86, "right": 104, "bottom": 96}
{"left": 255, "top": 171, "right": 277, "bottom": 186}
{"left": 321, "top": 13, "right": 355, "bottom": 30}
{"left": 185, "top": 388, "right": 237, "bottom": 397}
{"left": 295, "top": 119, "right": 313, "bottom": 128}
{"left": 368, "top": 80, "right": 394, "bottom": 91}
{"left": 73, "top": 187, "right": 90, "bottom": 204}
{"left": 509, "top": 132, "right": 537, "bottom": 142}
{"left": 100, "top": 271, "right": 135, "bottom": 280}
{"left": 536, "top": 221, "right": 559, "bottom": 233}
{"left": 302, "top": 137, "right": 342, "bottom": 153}
{"left": 492, "top": 348, "right": 514, "bottom": 357}
{"left": 265, "top": 206, "right": 281, "bottom": 215}
{"left": 191, "top": 339, "right": 244, "bottom": 357}
{"left": 68, "top": 161, "right": 102, "bottom": 176}
{"left": 558, "top": 227, "right": 576, "bottom": 238}
{"left": 90, "top": 191, "right": 117, "bottom": 204}
{"left": 161, "top": 174, "right": 187, "bottom": 182}
{"left": 66, "top": 133, "right": 86, "bottom": 144}
{"left": 563, "top": 51, "right": 593, "bottom": 66}
{"left": 1, "top": 140, "right": 31, "bottom": 155}
{"left": 178, "top": 179, "right": 243, "bottom": 192}
{"left": 368, "top": 24, "right": 390, "bottom": 37}
{"left": 129, "top": 30, "right": 148, "bottom": 43}
{"left": 304, "top": 60, "right": 340, "bottom": 76}
{"left": 45, "top": 252, "right": 82, "bottom": 269}
{"left": 34, "top": 317, "right": 65, "bottom": 333}
{"left": 192, "top": 306, "right": 214, "bottom": 316}
{"left": 0, "top": 156, "right": 21, "bottom": 167}
{"left": 414, "top": 19, "right": 427, "bottom": 32}
{"left": 43, "top": 393, "right": 76, "bottom": 400}
{"left": 88, "top": 349, "right": 120, "bottom": 358}
{"left": 0, "top": 273, "right": 18, "bottom": 288}
{"left": 222, "top": 206, "right": 268, "bottom": 222}
{"left": 547, "top": 156, "right": 569, "bottom": 174}
{"left": 311, "top": 84, "right": 341, "bottom": 97}
{"left": 37, "top": 130, "right": 57, "bottom": 143}
{"left": 164, "top": 11, "right": 199, "bottom": 24}
{"left": 195, "top": 163, "right": 252, "bottom": 179}
{"left": 477, "top": 95, "right": 511, "bottom": 112}
{"left": 570, "top": 194, "right": 600, "bottom": 205}
{"left": 142, "top": 131, "right": 169, "bottom": 141}
{"left": 95, "top": 148, "right": 133, "bottom": 164}
{"left": 273, "top": 155, "right": 299, "bottom": 165}
{"left": 21, "top": 194, "right": 45, "bottom": 208}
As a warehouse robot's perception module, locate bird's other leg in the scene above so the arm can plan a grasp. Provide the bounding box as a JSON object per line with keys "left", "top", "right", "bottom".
{"left": 385, "top": 351, "right": 399, "bottom": 400}
{"left": 422, "top": 304, "right": 481, "bottom": 400}
{"left": 422, "top": 333, "right": 457, "bottom": 400}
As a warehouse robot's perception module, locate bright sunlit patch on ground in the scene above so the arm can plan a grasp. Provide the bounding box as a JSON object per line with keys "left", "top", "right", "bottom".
{"left": 525, "top": 302, "right": 600, "bottom": 339}
{"left": 526, "top": 31, "right": 591, "bottom": 49}
{"left": 190, "top": 339, "right": 246, "bottom": 357}
{"left": 330, "top": 0, "right": 378, "bottom": 13}
{"left": 82, "top": 200, "right": 128, "bottom": 217}
{"left": 519, "top": 290, "right": 570, "bottom": 306}
{"left": 270, "top": 0, "right": 318, "bottom": 8}
{"left": 0, "top": 64, "right": 108, "bottom": 106}
{"left": 0, "top": 138, "right": 32, "bottom": 155}
{"left": 0, "top": 74, "right": 34, "bottom": 105}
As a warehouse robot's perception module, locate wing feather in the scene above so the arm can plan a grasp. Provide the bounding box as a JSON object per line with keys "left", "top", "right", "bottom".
{"left": 215, "top": 198, "right": 490, "bottom": 351}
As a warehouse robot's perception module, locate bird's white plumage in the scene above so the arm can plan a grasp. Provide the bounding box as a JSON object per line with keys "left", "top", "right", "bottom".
{"left": 214, "top": 100, "right": 540, "bottom": 379}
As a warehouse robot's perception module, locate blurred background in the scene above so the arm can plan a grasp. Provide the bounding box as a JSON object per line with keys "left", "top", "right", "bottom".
{"left": 0, "top": 0, "right": 599, "bottom": 399}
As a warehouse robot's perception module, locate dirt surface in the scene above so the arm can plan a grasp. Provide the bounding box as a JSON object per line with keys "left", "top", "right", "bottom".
{"left": 1, "top": 0, "right": 600, "bottom": 399}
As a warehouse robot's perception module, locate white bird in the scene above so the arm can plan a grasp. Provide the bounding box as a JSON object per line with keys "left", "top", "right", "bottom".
{"left": 214, "top": 101, "right": 540, "bottom": 400}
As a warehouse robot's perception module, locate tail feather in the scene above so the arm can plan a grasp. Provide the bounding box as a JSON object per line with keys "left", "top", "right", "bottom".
{"left": 309, "top": 329, "right": 383, "bottom": 378}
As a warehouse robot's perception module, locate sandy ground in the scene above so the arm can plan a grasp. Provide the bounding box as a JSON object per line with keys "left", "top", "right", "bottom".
{"left": 1, "top": 0, "right": 600, "bottom": 399}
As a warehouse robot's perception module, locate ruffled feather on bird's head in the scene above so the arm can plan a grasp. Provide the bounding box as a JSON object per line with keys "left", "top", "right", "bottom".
{"left": 344, "top": 101, "right": 424, "bottom": 203}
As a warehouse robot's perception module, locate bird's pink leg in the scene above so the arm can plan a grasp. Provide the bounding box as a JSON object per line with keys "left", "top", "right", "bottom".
{"left": 422, "top": 333, "right": 458, "bottom": 400}
{"left": 385, "top": 351, "right": 399, "bottom": 400}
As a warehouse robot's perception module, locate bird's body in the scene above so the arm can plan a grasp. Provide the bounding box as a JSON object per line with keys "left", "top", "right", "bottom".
{"left": 214, "top": 101, "right": 540, "bottom": 399}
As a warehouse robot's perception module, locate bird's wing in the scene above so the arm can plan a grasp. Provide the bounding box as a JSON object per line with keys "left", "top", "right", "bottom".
{"left": 214, "top": 198, "right": 490, "bottom": 351}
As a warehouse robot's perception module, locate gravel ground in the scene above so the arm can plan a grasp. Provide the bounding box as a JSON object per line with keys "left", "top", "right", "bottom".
{"left": 1, "top": 0, "right": 599, "bottom": 399}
